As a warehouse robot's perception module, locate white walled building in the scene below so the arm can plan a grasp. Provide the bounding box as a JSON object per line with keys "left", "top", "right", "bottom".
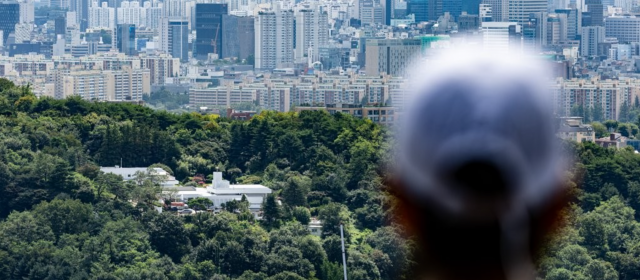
{"left": 171, "top": 172, "right": 272, "bottom": 215}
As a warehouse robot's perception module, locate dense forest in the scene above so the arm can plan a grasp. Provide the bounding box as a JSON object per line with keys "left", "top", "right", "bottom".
{"left": 2, "top": 77, "right": 640, "bottom": 279}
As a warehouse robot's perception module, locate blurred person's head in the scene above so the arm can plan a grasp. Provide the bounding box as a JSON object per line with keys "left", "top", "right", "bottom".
{"left": 392, "top": 50, "right": 568, "bottom": 280}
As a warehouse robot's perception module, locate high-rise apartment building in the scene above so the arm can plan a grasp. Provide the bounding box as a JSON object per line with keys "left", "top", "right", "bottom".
{"left": 365, "top": 38, "right": 421, "bottom": 76}
{"left": 508, "top": 0, "right": 547, "bottom": 25}
{"left": 0, "top": 2, "right": 19, "bottom": 42}
{"left": 116, "top": 23, "right": 136, "bottom": 55}
{"left": 194, "top": 3, "right": 227, "bottom": 60}
{"left": 255, "top": 9, "right": 294, "bottom": 70}
{"left": 117, "top": 1, "right": 145, "bottom": 26}
{"left": 89, "top": 2, "right": 115, "bottom": 29}
{"left": 605, "top": 15, "right": 640, "bottom": 43}
{"left": 581, "top": 26, "right": 604, "bottom": 56}
{"left": 295, "top": 9, "right": 328, "bottom": 64}
{"left": 18, "top": 0, "right": 34, "bottom": 23}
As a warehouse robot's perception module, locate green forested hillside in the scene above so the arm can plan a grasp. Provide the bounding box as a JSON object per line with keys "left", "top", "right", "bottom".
{"left": 0, "top": 79, "right": 409, "bottom": 280}
{"left": 2, "top": 78, "right": 640, "bottom": 279}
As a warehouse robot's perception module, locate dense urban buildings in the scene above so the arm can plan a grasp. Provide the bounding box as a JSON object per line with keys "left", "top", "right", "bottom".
{"left": 0, "top": 0, "right": 638, "bottom": 119}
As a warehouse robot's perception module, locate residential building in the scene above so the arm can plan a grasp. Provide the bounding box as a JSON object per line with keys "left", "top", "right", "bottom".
{"left": 89, "top": 1, "right": 115, "bottom": 29}
{"left": 255, "top": 9, "right": 294, "bottom": 70}
{"left": 295, "top": 9, "right": 328, "bottom": 64}
{"left": 100, "top": 166, "right": 179, "bottom": 188}
{"left": 556, "top": 117, "right": 595, "bottom": 142}
{"left": 596, "top": 133, "right": 628, "bottom": 148}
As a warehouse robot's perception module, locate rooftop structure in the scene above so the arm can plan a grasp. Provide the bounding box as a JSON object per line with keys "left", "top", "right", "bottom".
{"left": 170, "top": 172, "right": 272, "bottom": 217}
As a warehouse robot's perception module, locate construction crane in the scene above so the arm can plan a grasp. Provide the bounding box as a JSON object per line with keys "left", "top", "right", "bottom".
{"left": 210, "top": 24, "right": 220, "bottom": 57}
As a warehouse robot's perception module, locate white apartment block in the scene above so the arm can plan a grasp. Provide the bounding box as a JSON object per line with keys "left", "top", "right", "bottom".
{"left": 552, "top": 78, "right": 640, "bottom": 121}
{"left": 89, "top": 2, "right": 115, "bottom": 29}
{"left": 295, "top": 8, "right": 329, "bottom": 65}
{"left": 189, "top": 73, "right": 402, "bottom": 110}
{"left": 255, "top": 9, "right": 294, "bottom": 70}
{"left": 117, "top": 1, "right": 146, "bottom": 26}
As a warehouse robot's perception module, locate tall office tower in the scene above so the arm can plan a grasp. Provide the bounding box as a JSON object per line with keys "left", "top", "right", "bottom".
{"left": 583, "top": 0, "right": 602, "bottom": 26}
{"left": 0, "top": 2, "right": 19, "bottom": 42}
{"left": 581, "top": 26, "right": 604, "bottom": 56}
{"left": 255, "top": 9, "right": 294, "bottom": 70}
{"left": 544, "top": 13, "right": 568, "bottom": 46}
{"left": 194, "top": 3, "right": 227, "bottom": 60}
{"left": 442, "top": 0, "right": 462, "bottom": 19}
{"left": 116, "top": 23, "right": 136, "bottom": 55}
{"left": 482, "top": 21, "right": 522, "bottom": 52}
{"left": 482, "top": 0, "right": 507, "bottom": 21}
{"left": 117, "top": 1, "right": 145, "bottom": 26}
{"left": 461, "top": 0, "right": 481, "bottom": 14}
{"left": 295, "top": 9, "right": 328, "bottom": 64}
{"left": 408, "top": 0, "right": 441, "bottom": 22}
{"left": 55, "top": 16, "right": 66, "bottom": 35}
{"left": 360, "top": 0, "right": 384, "bottom": 26}
{"left": 605, "top": 15, "right": 640, "bottom": 43}
{"left": 365, "top": 38, "right": 421, "bottom": 76}
{"left": 555, "top": 8, "right": 581, "bottom": 40}
{"left": 18, "top": 0, "right": 34, "bottom": 23}
{"left": 522, "top": 13, "right": 541, "bottom": 49}
{"left": 508, "top": 0, "right": 547, "bottom": 24}
{"left": 89, "top": 2, "right": 115, "bottom": 29}
{"left": 221, "top": 15, "right": 254, "bottom": 60}
{"left": 383, "top": 0, "right": 392, "bottom": 25}
{"left": 160, "top": 18, "right": 188, "bottom": 61}
{"left": 480, "top": 3, "right": 492, "bottom": 21}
